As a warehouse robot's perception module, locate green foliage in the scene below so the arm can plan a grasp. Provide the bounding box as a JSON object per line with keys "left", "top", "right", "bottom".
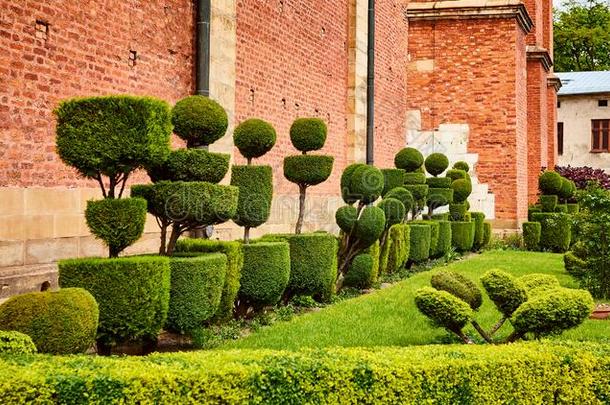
{"left": 539, "top": 171, "right": 563, "bottom": 195}
{"left": 446, "top": 169, "right": 468, "bottom": 182}
{"left": 54, "top": 95, "right": 171, "bottom": 197}
{"left": 431, "top": 270, "right": 482, "bottom": 310}
{"left": 480, "top": 269, "right": 527, "bottom": 318}
{"left": 289, "top": 118, "right": 327, "bottom": 152}
{"left": 174, "top": 239, "right": 243, "bottom": 322}
{"left": 381, "top": 169, "right": 406, "bottom": 196}
{"left": 344, "top": 253, "right": 375, "bottom": 289}
{"left": 539, "top": 194, "right": 558, "bottom": 212}
{"left": 0, "top": 331, "right": 36, "bottom": 355}
{"left": 404, "top": 184, "right": 429, "bottom": 202}
{"left": 451, "top": 179, "right": 472, "bottom": 203}
{"left": 263, "top": 233, "right": 338, "bottom": 302}
{"left": 518, "top": 274, "right": 561, "bottom": 294}
{"left": 231, "top": 165, "right": 273, "bottom": 229}
{"left": 415, "top": 287, "right": 472, "bottom": 334}
{"left": 408, "top": 224, "right": 431, "bottom": 263}
{"left": 531, "top": 212, "right": 572, "bottom": 253}
{"left": 434, "top": 220, "right": 452, "bottom": 258}
{"left": 345, "top": 164, "right": 384, "bottom": 204}
{"left": 239, "top": 242, "right": 290, "bottom": 308}
{"left": 377, "top": 198, "right": 405, "bottom": 229}
{"left": 512, "top": 288, "right": 594, "bottom": 337}
{"left": 166, "top": 254, "right": 227, "bottom": 334}
{"left": 431, "top": 212, "right": 450, "bottom": 221}
{"left": 559, "top": 178, "right": 576, "bottom": 201}
{"left": 529, "top": 205, "right": 542, "bottom": 221}
{"left": 554, "top": 0, "right": 610, "bottom": 72}
{"left": 403, "top": 172, "right": 426, "bottom": 185}
{"left": 0, "top": 288, "right": 98, "bottom": 354}
{"left": 379, "top": 224, "right": 410, "bottom": 274}
{"left": 394, "top": 147, "right": 424, "bottom": 172}
{"left": 427, "top": 188, "right": 453, "bottom": 210}
{"left": 233, "top": 118, "right": 276, "bottom": 160}
{"left": 340, "top": 163, "right": 365, "bottom": 204}
{"left": 85, "top": 197, "right": 147, "bottom": 257}
{"left": 147, "top": 149, "right": 230, "bottom": 183}
{"left": 453, "top": 161, "right": 470, "bottom": 172}
{"left": 564, "top": 252, "right": 587, "bottom": 278}
{"left": 471, "top": 212, "right": 485, "bottom": 250}
{"left": 424, "top": 153, "right": 450, "bottom": 176}
{"left": 59, "top": 256, "right": 170, "bottom": 347}
{"left": 451, "top": 221, "right": 475, "bottom": 252}
{"left": 567, "top": 203, "right": 580, "bottom": 214}
{"left": 171, "top": 95, "right": 228, "bottom": 146}
{"left": 413, "top": 220, "right": 439, "bottom": 257}
{"left": 555, "top": 204, "right": 568, "bottom": 213}
{"left": 522, "top": 222, "right": 542, "bottom": 251}
{"left": 353, "top": 206, "right": 386, "bottom": 248}
{"left": 384, "top": 187, "right": 414, "bottom": 213}
{"left": 426, "top": 176, "right": 452, "bottom": 188}
{"left": 283, "top": 155, "right": 334, "bottom": 186}
{"left": 335, "top": 205, "right": 358, "bottom": 233}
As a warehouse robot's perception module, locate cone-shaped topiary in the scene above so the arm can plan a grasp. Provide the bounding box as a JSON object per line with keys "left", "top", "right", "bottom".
{"left": 234, "top": 118, "right": 276, "bottom": 163}
{"left": 395, "top": 147, "right": 424, "bottom": 172}
{"left": 284, "top": 118, "right": 334, "bottom": 234}
{"left": 539, "top": 171, "right": 563, "bottom": 195}
{"left": 425, "top": 153, "right": 450, "bottom": 177}
{"left": 172, "top": 95, "right": 228, "bottom": 147}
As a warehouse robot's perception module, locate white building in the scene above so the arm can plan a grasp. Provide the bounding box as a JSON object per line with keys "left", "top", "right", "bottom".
{"left": 556, "top": 71, "right": 610, "bottom": 172}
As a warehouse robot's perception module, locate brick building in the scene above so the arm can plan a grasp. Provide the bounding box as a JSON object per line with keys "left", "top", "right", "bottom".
{"left": 0, "top": 0, "right": 557, "bottom": 297}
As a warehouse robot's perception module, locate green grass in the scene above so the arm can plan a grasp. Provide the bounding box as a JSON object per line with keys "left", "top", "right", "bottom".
{"left": 224, "top": 251, "right": 609, "bottom": 350}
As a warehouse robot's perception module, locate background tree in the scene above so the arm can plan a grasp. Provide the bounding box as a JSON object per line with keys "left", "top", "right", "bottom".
{"left": 554, "top": 0, "right": 610, "bottom": 71}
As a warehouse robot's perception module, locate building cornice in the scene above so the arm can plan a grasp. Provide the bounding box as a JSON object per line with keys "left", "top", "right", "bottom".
{"left": 527, "top": 46, "right": 553, "bottom": 72}
{"left": 406, "top": 0, "right": 533, "bottom": 34}
{"left": 547, "top": 75, "right": 562, "bottom": 92}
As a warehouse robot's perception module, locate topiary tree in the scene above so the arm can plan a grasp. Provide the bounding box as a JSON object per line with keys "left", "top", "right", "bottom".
{"left": 132, "top": 96, "right": 239, "bottom": 256}
{"left": 395, "top": 148, "right": 429, "bottom": 220}
{"left": 415, "top": 269, "right": 592, "bottom": 344}
{"left": 539, "top": 170, "right": 563, "bottom": 196}
{"left": 284, "top": 118, "right": 334, "bottom": 234}
{"left": 425, "top": 153, "right": 450, "bottom": 177}
{"left": 231, "top": 118, "right": 276, "bottom": 242}
{"left": 395, "top": 147, "right": 424, "bottom": 172}
{"left": 0, "top": 331, "right": 37, "bottom": 355}
{"left": 452, "top": 161, "right": 470, "bottom": 173}
{"left": 55, "top": 95, "right": 172, "bottom": 257}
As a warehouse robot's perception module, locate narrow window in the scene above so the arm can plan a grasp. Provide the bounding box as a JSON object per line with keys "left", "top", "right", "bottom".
{"left": 599, "top": 100, "right": 608, "bottom": 107}
{"left": 557, "top": 101, "right": 561, "bottom": 108}
{"left": 557, "top": 122, "right": 564, "bottom": 156}
{"left": 592, "top": 119, "right": 610, "bottom": 152}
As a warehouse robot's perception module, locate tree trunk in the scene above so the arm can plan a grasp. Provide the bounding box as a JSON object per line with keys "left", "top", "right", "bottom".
{"left": 166, "top": 224, "right": 182, "bottom": 257}
{"left": 244, "top": 227, "right": 250, "bottom": 244}
{"left": 471, "top": 320, "right": 492, "bottom": 343}
{"left": 295, "top": 184, "right": 307, "bottom": 234}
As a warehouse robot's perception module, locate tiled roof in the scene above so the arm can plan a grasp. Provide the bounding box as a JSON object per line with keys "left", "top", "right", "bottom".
{"left": 557, "top": 71, "right": 610, "bottom": 96}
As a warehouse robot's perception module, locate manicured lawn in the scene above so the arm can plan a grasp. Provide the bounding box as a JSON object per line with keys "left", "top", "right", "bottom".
{"left": 224, "top": 251, "right": 609, "bottom": 350}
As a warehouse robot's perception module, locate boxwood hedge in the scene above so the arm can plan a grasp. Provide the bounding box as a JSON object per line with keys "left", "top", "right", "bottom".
{"left": 379, "top": 224, "right": 410, "bottom": 274}
{"left": 531, "top": 212, "right": 572, "bottom": 253}
{"left": 239, "top": 242, "right": 290, "bottom": 309}
{"left": 408, "top": 224, "right": 431, "bottom": 263}
{"left": 451, "top": 221, "right": 475, "bottom": 252}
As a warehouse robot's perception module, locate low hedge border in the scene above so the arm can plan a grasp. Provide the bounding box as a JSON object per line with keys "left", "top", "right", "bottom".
{"left": 0, "top": 343, "right": 608, "bottom": 403}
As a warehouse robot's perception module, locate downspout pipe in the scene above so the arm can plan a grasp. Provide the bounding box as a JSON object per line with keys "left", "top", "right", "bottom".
{"left": 366, "top": 0, "right": 375, "bottom": 166}
{"left": 195, "top": 0, "right": 211, "bottom": 97}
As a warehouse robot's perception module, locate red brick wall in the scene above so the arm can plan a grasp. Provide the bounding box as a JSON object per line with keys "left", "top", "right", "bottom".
{"left": 547, "top": 85, "right": 557, "bottom": 168}
{"left": 234, "top": 0, "right": 350, "bottom": 197}
{"left": 373, "top": 0, "right": 409, "bottom": 168}
{"left": 407, "top": 18, "right": 528, "bottom": 220}
{"left": 0, "top": 0, "right": 195, "bottom": 188}
{"left": 526, "top": 61, "right": 547, "bottom": 203}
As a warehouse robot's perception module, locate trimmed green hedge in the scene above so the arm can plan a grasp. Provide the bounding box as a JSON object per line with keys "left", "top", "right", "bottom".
{"left": 59, "top": 256, "right": 170, "bottom": 348}
{"left": 403, "top": 172, "right": 426, "bottom": 185}
{"left": 413, "top": 220, "right": 439, "bottom": 257}
{"left": 483, "top": 222, "right": 492, "bottom": 247}
{"left": 449, "top": 202, "right": 467, "bottom": 221}
{"left": 431, "top": 212, "right": 449, "bottom": 221}
{"left": 567, "top": 203, "right": 580, "bottom": 214}
{"left": 2, "top": 343, "right": 609, "bottom": 403}
{"left": 404, "top": 184, "right": 428, "bottom": 202}
{"left": 262, "top": 233, "right": 338, "bottom": 302}
{"left": 539, "top": 194, "right": 558, "bottom": 212}
{"left": 426, "top": 176, "right": 452, "bottom": 188}
{"left": 231, "top": 165, "right": 273, "bottom": 229}
{"left": 427, "top": 188, "right": 453, "bottom": 210}
{"left": 239, "top": 242, "right": 290, "bottom": 309}
{"left": 0, "top": 288, "right": 98, "bottom": 355}
{"left": 174, "top": 239, "right": 243, "bottom": 322}
{"left": 555, "top": 204, "right": 568, "bottom": 213}
{"left": 381, "top": 169, "right": 406, "bottom": 196}
{"left": 0, "top": 331, "right": 36, "bottom": 355}
{"left": 408, "top": 224, "right": 431, "bottom": 263}
{"left": 471, "top": 212, "right": 485, "bottom": 250}
{"left": 283, "top": 155, "right": 334, "bottom": 186}
{"left": 528, "top": 205, "right": 542, "bottom": 221}
{"left": 451, "top": 221, "right": 475, "bottom": 252}
{"left": 344, "top": 253, "right": 375, "bottom": 289}
{"left": 522, "top": 222, "right": 542, "bottom": 251}
{"left": 531, "top": 212, "right": 572, "bottom": 253}
{"left": 379, "top": 224, "right": 410, "bottom": 274}
{"left": 433, "top": 220, "right": 452, "bottom": 258}
{"left": 166, "top": 254, "right": 227, "bottom": 334}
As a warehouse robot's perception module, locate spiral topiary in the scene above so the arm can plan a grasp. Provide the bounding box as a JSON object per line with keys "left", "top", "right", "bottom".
{"left": 425, "top": 153, "right": 450, "bottom": 177}
{"left": 234, "top": 118, "right": 277, "bottom": 162}
{"left": 395, "top": 147, "right": 424, "bottom": 172}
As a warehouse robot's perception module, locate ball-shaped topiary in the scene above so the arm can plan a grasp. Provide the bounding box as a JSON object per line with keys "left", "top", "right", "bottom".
{"left": 343, "top": 253, "right": 375, "bottom": 289}
{"left": 234, "top": 118, "right": 277, "bottom": 161}
{"left": 425, "top": 153, "right": 450, "bottom": 177}
{"left": 85, "top": 197, "right": 147, "bottom": 258}
{"left": 385, "top": 187, "right": 414, "bottom": 213}
{"left": 558, "top": 178, "right": 576, "bottom": 201}
{"left": 171, "top": 95, "right": 228, "bottom": 147}
{"left": 395, "top": 147, "right": 424, "bottom": 172}
{"left": 451, "top": 179, "right": 472, "bottom": 203}
{"left": 341, "top": 163, "right": 366, "bottom": 204}
{"left": 0, "top": 288, "right": 99, "bottom": 354}
{"left": 354, "top": 206, "right": 386, "bottom": 247}
{"left": 539, "top": 171, "right": 563, "bottom": 195}
{"left": 349, "top": 165, "right": 385, "bottom": 204}
{"left": 290, "top": 118, "right": 328, "bottom": 152}
{"left": 336, "top": 205, "right": 359, "bottom": 233}
{"left": 453, "top": 161, "right": 470, "bottom": 173}
{"left": 0, "top": 331, "right": 37, "bottom": 355}
{"left": 377, "top": 198, "right": 406, "bottom": 229}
